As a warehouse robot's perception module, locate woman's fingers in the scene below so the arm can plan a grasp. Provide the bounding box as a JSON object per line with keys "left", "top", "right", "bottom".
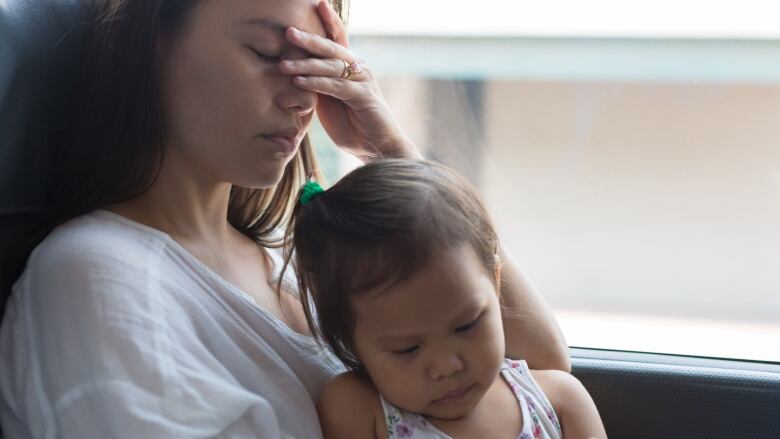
{"left": 280, "top": 58, "right": 346, "bottom": 79}
{"left": 317, "top": 0, "right": 349, "bottom": 47}
{"left": 281, "top": 58, "right": 372, "bottom": 83}
{"left": 282, "top": 2, "right": 365, "bottom": 85}
{"left": 292, "top": 76, "right": 369, "bottom": 104}
{"left": 286, "top": 26, "right": 353, "bottom": 62}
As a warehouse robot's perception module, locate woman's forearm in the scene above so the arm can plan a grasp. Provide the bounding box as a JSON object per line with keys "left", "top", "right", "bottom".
{"left": 500, "top": 248, "right": 571, "bottom": 372}
{"left": 371, "top": 136, "right": 423, "bottom": 162}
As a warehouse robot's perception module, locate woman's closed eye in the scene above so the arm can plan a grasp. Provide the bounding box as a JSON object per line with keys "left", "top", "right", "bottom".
{"left": 249, "top": 47, "right": 280, "bottom": 62}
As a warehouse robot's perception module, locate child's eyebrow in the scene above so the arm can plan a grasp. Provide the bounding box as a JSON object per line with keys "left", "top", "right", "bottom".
{"left": 375, "top": 332, "right": 422, "bottom": 345}
{"left": 374, "top": 300, "right": 488, "bottom": 344}
{"left": 448, "top": 298, "right": 487, "bottom": 324}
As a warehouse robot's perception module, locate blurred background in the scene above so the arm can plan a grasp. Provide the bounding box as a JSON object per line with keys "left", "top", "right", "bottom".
{"left": 310, "top": 0, "right": 780, "bottom": 362}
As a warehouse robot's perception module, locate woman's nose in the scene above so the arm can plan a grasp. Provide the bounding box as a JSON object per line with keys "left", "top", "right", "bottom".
{"left": 427, "top": 350, "right": 465, "bottom": 381}
{"left": 275, "top": 81, "right": 318, "bottom": 116}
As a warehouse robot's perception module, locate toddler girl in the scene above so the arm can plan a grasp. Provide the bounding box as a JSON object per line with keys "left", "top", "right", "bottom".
{"left": 285, "top": 159, "right": 606, "bottom": 438}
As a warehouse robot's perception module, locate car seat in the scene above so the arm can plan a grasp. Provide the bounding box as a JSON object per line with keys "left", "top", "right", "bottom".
{"left": 0, "top": 0, "right": 82, "bottom": 322}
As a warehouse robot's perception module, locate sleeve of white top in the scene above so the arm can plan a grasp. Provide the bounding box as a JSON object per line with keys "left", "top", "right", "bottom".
{"left": 16, "top": 231, "right": 286, "bottom": 438}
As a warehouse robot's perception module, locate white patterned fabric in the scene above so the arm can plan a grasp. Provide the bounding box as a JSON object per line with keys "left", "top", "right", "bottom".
{"left": 381, "top": 359, "right": 562, "bottom": 439}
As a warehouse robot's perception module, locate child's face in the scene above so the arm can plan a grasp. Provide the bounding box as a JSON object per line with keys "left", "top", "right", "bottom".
{"left": 351, "top": 244, "right": 505, "bottom": 420}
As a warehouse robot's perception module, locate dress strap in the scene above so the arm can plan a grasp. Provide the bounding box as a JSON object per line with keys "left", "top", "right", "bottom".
{"left": 501, "top": 359, "right": 563, "bottom": 439}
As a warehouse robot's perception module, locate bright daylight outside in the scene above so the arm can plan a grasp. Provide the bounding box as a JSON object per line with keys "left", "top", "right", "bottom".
{"left": 310, "top": 0, "right": 780, "bottom": 362}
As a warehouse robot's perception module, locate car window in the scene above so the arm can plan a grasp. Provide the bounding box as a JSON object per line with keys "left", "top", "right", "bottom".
{"left": 311, "top": 0, "right": 780, "bottom": 362}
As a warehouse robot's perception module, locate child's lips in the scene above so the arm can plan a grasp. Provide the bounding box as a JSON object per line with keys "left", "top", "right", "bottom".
{"left": 433, "top": 384, "right": 474, "bottom": 405}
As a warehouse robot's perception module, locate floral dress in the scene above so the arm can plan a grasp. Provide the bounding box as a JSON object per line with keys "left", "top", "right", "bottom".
{"left": 380, "top": 359, "right": 562, "bottom": 439}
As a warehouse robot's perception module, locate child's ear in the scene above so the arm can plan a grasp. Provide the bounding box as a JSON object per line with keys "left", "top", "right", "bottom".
{"left": 493, "top": 253, "right": 502, "bottom": 294}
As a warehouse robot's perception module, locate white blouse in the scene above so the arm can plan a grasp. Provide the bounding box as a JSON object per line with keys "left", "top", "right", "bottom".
{"left": 0, "top": 210, "right": 344, "bottom": 438}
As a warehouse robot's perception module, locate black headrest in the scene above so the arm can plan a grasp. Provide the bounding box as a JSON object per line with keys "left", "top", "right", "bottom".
{"left": 1, "top": 0, "right": 83, "bottom": 317}
{"left": 1, "top": 0, "right": 81, "bottom": 216}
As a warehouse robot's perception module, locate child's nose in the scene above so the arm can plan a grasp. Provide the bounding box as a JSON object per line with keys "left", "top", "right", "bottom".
{"left": 427, "top": 350, "right": 465, "bottom": 380}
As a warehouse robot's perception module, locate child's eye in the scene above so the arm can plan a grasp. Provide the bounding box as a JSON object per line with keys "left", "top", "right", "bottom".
{"left": 455, "top": 314, "right": 482, "bottom": 333}
{"left": 392, "top": 345, "right": 419, "bottom": 355}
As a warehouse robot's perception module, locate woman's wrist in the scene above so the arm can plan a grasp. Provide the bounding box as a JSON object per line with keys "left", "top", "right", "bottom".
{"left": 395, "top": 136, "right": 423, "bottom": 160}
{"left": 360, "top": 136, "right": 422, "bottom": 162}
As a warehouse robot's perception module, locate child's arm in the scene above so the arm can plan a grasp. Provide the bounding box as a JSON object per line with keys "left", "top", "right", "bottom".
{"left": 531, "top": 370, "right": 608, "bottom": 439}
{"left": 317, "top": 372, "right": 386, "bottom": 439}
{"left": 500, "top": 250, "right": 572, "bottom": 372}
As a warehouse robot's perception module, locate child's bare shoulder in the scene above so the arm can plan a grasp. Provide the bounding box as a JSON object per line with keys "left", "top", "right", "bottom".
{"left": 530, "top": 369, "right": 608, "bottom": 438}
{"left": 318, "top": 372, "right": 386, "bottom": 439}
{"left": 320, "top": 371, "right": 382, "bottom": 406}
{"left": 530, "top": 369, "right": 588, "bottom": 408}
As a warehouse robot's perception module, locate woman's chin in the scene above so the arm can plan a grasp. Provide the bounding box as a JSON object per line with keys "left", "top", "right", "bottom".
{"left": 235, "top": 166, "right": 289, "bottom": 189}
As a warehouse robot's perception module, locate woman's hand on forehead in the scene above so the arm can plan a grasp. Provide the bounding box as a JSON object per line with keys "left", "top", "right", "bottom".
{"left": 278, "top": 0, "right": 421, "bottom": 161}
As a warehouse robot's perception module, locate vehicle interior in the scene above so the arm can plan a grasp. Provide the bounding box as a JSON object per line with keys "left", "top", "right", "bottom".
{"left": 2, "top": 0, "right": 779, "bottom": 438}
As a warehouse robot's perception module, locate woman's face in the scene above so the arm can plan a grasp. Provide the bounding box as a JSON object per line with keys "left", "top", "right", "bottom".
{"left": 157, "top": 0, "right": 326, "bottom": 188}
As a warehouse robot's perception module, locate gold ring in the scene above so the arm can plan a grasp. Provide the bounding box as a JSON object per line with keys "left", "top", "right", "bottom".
{"left": 342, "top": 60, "right": 364, "bottom": 81}
{"left": 339, "top": 59, "right": 350, "bottom": 79}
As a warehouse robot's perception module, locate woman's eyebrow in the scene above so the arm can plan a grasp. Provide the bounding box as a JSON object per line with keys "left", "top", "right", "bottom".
{"left": 235, "top": 17, "right": 287, "bottom": 34}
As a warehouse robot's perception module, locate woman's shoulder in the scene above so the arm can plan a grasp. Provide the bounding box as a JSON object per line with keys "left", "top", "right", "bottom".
{"left": 16, "top": 210, "right": 171, "bottom": 303}
{"left": 28, "top": 210, "right": 168, "bottom": 271}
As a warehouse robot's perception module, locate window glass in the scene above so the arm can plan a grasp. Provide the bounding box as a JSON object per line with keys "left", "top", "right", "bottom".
{"left": 313, "top": 0, "right": 780, "bottom": 362}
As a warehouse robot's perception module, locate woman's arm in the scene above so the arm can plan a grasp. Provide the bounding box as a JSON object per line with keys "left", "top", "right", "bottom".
{"left": 500, "top": 249, "right": 571, "bottom": 372}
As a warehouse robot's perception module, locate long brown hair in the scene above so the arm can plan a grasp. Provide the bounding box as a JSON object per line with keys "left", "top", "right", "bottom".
{"left": 2, "top": 0, "right": 348, "bottom": 304}
{"left": 285, "top": 159, "right": 501, "bottom": 372}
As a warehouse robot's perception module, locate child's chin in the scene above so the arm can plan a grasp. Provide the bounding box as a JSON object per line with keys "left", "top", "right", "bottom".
{"left": 422, "top": 406, "right": 472, "bottom": 421}
{"left": 422, "top": 397, "right": 479, "bottom": 421}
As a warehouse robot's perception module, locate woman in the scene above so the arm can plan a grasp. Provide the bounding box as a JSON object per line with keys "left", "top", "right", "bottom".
{"left": 0, "top": 0, "right": 569, "bottom": 437}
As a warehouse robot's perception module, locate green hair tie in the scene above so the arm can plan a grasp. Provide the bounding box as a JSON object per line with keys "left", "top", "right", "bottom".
{"left": 300, "top": 181, "right": 324, "bottom": 205}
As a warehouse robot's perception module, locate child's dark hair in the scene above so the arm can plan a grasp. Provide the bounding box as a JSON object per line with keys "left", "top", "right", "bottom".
{"left": 284, "top": 159, "right": 500, "bottom": 372}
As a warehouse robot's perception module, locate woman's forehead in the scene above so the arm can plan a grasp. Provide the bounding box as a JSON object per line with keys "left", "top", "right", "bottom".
{"left": 220, "top": 0, "right": 327, "bottom": 38}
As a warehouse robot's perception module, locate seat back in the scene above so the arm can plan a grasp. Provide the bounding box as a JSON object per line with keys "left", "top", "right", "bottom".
{"left": 0, "top": 0, "right": 82, "bottom": 316}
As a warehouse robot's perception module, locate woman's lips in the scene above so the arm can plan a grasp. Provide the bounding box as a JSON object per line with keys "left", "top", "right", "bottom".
{"left": 433, "top": 385, "right": 474, "bottom": 405}
{"left": 262, "top": 132, "right": 303, "bottom": 155}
